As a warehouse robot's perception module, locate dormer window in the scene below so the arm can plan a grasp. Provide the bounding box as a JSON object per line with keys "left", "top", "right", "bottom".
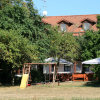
{"left": 58, "top": 20, "right": 73, "bottom": 32}
{"left": 83, "top": 22, "right": 90, "bottom": 31}
{"left": 60, "top": 23, "right": 67, "bottom": 32}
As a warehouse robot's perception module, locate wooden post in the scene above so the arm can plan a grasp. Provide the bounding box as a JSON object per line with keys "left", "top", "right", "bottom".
{"left": 49, "top": 64, "right": 51, "bottom": 82}
{"left": 29, "top": 64, "right": 31, "bottom": 81}
{"left": 53, "top": 64, "right": 56, "bottom": 83}
{"left": 84, "top": 74, "right": 86, "bottom": 81}
{"left": 45, "top": 74, "right": 46, "bottom": 83}
{"left": 29, "top": 64, "right": 31, "bottom": 74}
{"left": 74, "top": 61, "right": 76, "bottom": 73}
{"left": 72, "top": 74, "right": 74, "bottom": 81}
{"left": 23, "top": 64, "right": 25, "bottom": 74}
{"left": 18, "top": 69, "right": 20, "bottom": 74}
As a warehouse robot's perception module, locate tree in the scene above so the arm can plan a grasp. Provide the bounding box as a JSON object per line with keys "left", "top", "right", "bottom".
{"left": 0, "top": 30, "right": 39, "bottom": 84}
{"left": 0, "top": 0, "right": 11, "bottom": 9}
{"left": 0, "top": 0, "right": 81, "bottom": 83}
{"left": 0, "top": 30, "right": 38, "bottom": 68}
{"left": 0, "top": 0, "right": 56, "bottom": 84}
{"left": 79, "top": 30, "right": 100, "bottom": 60}
{"left": 78, "top": 30, "right": 100, "bottom": 81}
{"left": 0, "top": 0, "right": 25, "bottom": 10}
{"left": 48, "top": 30, "right": 80, "bottom": 82}
{"left": 0, "top": 0, "right": 52, "bottom": 62}
{"left": 97, "top": 15, "right": 100, "bottom": 29}
{"left": 49, "top": 31, "right": 80, "bottom": 62}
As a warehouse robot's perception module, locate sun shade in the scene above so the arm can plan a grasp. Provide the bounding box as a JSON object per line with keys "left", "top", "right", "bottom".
{"left": 82, "top": 58, "right": 100, "bottom": 64}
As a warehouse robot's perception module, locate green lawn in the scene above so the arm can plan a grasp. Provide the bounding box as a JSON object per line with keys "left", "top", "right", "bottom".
{"left": 0, "top": 82, "right": 100, "bottom": 100}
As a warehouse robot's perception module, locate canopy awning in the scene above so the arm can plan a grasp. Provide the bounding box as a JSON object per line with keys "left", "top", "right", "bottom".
{"left": 82, "top": 58, "right": 100, "bottom": 64}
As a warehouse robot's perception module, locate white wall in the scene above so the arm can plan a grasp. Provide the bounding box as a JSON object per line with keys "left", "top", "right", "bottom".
{"left": 43, "top": 65, "right": 49, "bottom": 74}
{"left": 43, "top": 64, "right": 73, "bottom": 74}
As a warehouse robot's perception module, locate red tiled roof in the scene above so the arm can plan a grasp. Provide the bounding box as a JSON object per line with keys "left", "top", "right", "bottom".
{"left": 42, "top": 14, "right": 98, "bottom": 33}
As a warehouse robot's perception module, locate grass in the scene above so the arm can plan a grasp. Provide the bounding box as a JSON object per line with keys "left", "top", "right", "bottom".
{"left": 0, "top": 81, "right": 100, "bottom": 100}
{"left": 72, "top": 98, "right": 100, "bottom": 100}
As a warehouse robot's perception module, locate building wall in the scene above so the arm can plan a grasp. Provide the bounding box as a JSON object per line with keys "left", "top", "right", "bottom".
{"left": 43, "top": 63, "right": 94, "bottom": 81}
{"left": 43, "top": 64, "right": 73, "bottom": 74}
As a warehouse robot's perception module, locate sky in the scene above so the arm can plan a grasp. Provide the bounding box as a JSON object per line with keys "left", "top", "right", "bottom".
{"left": 33, "top": 0, "right": 100, "bottom": 16}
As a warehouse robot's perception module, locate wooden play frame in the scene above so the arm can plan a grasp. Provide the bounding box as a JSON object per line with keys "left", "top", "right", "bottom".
{"left": 23, "top": 63, "right": 58, "bottom": 83}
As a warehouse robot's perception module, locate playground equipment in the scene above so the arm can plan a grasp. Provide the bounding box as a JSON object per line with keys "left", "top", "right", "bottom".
{"left": 20, "top": 74, "right": 29, "bottom": 89}
{"left": 20, "top": 64, "right": 31, "bottom": 89}
{"left": 20, "top": 62, "right": 65, "bottom": 88}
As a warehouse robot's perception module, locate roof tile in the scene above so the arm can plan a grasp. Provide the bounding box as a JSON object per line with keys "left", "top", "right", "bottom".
{"left": 42, "top": 14, "right": 98, "bottom": 33}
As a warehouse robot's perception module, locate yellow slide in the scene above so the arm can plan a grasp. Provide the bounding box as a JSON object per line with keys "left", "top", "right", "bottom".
{"left": 20, "top": 74, "right": 29, "bottom": 89}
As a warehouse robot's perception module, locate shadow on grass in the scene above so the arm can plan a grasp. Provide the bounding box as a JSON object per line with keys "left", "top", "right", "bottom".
{"left": 84, "top": 81, "right": 100, "bottom": 87}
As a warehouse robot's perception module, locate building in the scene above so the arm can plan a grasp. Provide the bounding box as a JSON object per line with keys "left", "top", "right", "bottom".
{"left": 43, "top": 60, "right": 94, "bottom": 82}
{"left": 42, "top": 14, "right": 98, "bottom": 81}
{"left": 42, "top": 14, "right": 98, "bottom": 36}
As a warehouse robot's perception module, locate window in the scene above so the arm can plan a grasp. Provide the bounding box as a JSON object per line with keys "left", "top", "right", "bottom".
{"left": 76, "top": 65, "right": 81, "bottom": 72}
{"left": 76, "top": 62, "right": 82, "bottom": 73}
{"left": 51, "top": 65, "right": 54, "bottom": 72}
{"left": 60, "top": 24, "right": 67, "bottom": 32}
{"left": 64, "top": 65, "right": 71, "bottom": 72}
{"left": 83, "top": 22, "right": 90, "bottom": 31}
{"left": 85, "top": 67, "right": 89, "bottom": 72}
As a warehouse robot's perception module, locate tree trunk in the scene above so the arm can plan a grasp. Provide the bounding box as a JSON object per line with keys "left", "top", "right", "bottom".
{"left": 53, "top": 58, "right": 60, "bottom": 83}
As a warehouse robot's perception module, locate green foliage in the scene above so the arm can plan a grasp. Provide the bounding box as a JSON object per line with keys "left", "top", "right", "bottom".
{"left": 0, "top": 0, "right": 88, "bottom": 84}
{"left": 0, "top": 4, "right": 34, "bottom": 40}
{"left": 48, "top": 27, "right": 61, "bottom": 58}
{"left": 0, "top": 0, "right": 52, "bottom": 62}
{"left": 0, "top": 0, "right": 59, "bottom": 84}
{"left": 78, "top": 30, "right": 100, "bottom": 81}
{"left": 0, "top": 0, "right": 10, "bottom": 9}
{"left": 31, "top": 66, "right": 44, "bottom": 83}
{"left": 49, "top": 31, "right": 80, "bottom": 62}
{"left": 97, "top": 15, "right": 100, "bottom": 29}
{"left": 0, "top": 0, "right": 25, "bottom": 10}
{"left": 59, "top": 33, "right": 80, "bottom": 61}
{"left": 93, "top": 65, "right": 100, "bottom": 81}
{"left": 0, "top": 0, "right": 45, "bottom": 41}
{"left": 79, "top": 30, "right": 100, "bottom": 60}
{"left": 0, "top": 30, "right": 38, "bottom": 68}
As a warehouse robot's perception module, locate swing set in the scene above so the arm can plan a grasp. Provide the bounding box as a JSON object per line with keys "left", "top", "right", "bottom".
{"left": 20, "top": 62, "right": 59, "bottom": 89}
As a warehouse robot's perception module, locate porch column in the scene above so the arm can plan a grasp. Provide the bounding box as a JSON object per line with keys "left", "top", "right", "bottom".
{"left": 53, "top": 64, "right": 56, "bottom": 83}
{"left": 49, "top": 64, "right": 51, "bottom": 82}
{"left": 23, "top": 64, "right": 25, "bottom": 74}
{"left": 74, "top": 61, "right": 76, "bottom": 73}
